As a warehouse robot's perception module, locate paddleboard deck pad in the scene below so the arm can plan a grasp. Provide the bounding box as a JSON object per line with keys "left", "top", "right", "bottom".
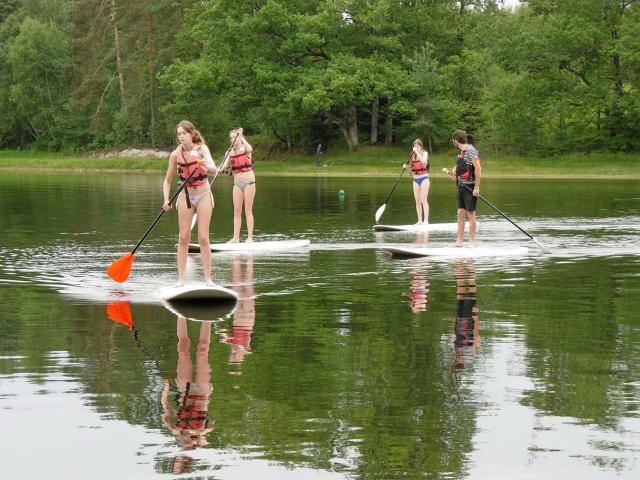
{"left": 158, "top": 284, "right": 239, "bottom": 302}
{"left": 374, "top": 223, "right": 473, "bottom": 232}
{"left": 385, "top": 246, "right": 528, "bottom": 258}
{"left": 188, "top": 239, "right": 311, "bottom": 253}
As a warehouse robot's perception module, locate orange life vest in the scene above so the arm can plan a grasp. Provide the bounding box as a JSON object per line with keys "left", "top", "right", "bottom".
{"left": 230, "top": 151, "right": 252, "bottom": 173}
{"left": 177, "top": 146, "right": 208, "bottom": 187}
{"left": 411, "top": 151, "right": 429, "bottom": 175}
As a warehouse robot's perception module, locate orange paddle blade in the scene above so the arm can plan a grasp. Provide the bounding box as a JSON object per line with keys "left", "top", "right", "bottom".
{"left": 106, "top": 302, "right": 134, "bottom": 330}
{"left": 107, "top": 252, "right": 134, "bottom": 282}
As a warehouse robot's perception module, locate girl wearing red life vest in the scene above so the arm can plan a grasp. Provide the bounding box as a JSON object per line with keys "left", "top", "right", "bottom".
{"left": 162, "top": 120, "right": 217, "bottom": 286}
{"left": 404, "top": 138, "right": 430, "bottom": 224}
{"left": 221, "top": 128, "right": 255, "bottom": 243}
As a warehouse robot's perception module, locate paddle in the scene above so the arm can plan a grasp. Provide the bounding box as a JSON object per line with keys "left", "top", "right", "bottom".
{"left": 106, "top": 165, "right": 199, "bottom": 282}
{"left": 106, "top": 301, "right": 169, "bottom": 377}
{"left": 374, "top": 155, "right": 412, "bottom": 223}
{"left": 190, "top": 129, "right": 241, "bottom": 230}
{"left": 443, "top": 168, "right": 551, "bottom": 254}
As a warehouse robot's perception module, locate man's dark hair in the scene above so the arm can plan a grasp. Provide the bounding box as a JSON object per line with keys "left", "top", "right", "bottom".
{"left": 452, "top": 130, "right": 468, "bottom": 144}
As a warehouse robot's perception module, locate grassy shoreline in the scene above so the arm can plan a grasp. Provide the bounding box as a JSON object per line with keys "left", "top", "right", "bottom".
{"left": 1, "top": 148, "right": 639, "bottom": 178}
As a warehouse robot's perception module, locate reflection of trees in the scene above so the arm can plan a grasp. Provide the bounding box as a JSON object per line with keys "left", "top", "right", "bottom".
{"left": 5, "top": 251, "right": 640, "bottom": 477}
{"left": 208, "top": 250, "right": 478, "bottom": 477}
{"left": 513, "top": 259, "right": 639, "bottom": 428}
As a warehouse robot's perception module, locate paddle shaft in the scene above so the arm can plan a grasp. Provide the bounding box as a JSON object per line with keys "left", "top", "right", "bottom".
{"left": 455, "top": 179, "right": 535, "bottom": 241}
{"left": 207, "top": 130, "right": 240, "bottom": 188}
{"left": 190, "top": 130, "right": 241, "bottom": 230}
{"left": 382, "top": 164, "right": 407, "bottom": 205}
{"left": 216, "top": 129, "right": 242, "bottom": 179}
{"left": 384, "top": 149, "right": 423, "bottom": 204}
{"left": 130, "top": 166, "right": 198, "bottom": 255}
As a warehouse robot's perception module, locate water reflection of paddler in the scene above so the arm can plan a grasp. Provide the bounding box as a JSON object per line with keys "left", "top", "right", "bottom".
{"left": 106, "top": 303, "right": 211, "bottom": 474}
{"left": 161, "top": 316, "right": 214, "bottom": 455}
{"left": 451, "top": 259, "right": 480, "bottom": 370}
{"left": 222, "top": 256, "right": 256, "bottom": 368}
{"left": 408, "top": 267, "right": 429, "bottom": 314}
{"left": 414, "top": 231, "right": 429, "bottom": 245}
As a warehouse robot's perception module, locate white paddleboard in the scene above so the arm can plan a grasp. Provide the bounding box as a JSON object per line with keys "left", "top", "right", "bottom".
{"left": 385, "top": 246, "right": 528, "bottom": 258}
{"left": 188, "top": 239, "right": 311, "bottom": 253}
{"left": 158, "top": 283, "right": 239, "bottom": 302}
{"left": 163, "top": 299, "right": 237, "bottom": 322}
{"left": 374, "top": 223, "right": 474, "bottom": 232}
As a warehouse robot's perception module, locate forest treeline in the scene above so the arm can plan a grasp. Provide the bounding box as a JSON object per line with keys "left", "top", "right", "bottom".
{"left": 1, "top": 0, "right": 639, "bottom": 155}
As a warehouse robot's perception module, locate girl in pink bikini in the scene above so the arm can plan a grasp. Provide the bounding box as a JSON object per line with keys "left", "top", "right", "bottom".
{"left": 162, "top": 120, "right": 217, "bottom": 286}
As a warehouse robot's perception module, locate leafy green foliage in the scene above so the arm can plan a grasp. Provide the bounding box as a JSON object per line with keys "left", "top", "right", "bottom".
{"left": 7, "top": 18, "right": 71, "bottom": 148}
{"left": 0, "top": 0, "right": 639, "bottom": 155}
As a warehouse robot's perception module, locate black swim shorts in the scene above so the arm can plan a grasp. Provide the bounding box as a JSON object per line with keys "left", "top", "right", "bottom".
{"left": 456, "top": 183, "right": 477, "bottom": 212}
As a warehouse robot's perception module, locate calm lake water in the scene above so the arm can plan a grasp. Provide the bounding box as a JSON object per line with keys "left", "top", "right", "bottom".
{"left": 0, "top": 171, "right": 639, "bottom": 479}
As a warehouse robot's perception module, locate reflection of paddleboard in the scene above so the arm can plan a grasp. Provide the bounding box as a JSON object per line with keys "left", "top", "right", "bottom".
{"left": 385, "top": 246, "right": 528, "bottom": 258}
{"left": 374, "top": 223, "right": 472, "bottom": 232}
{"left": 187, "top": 239, "right": 311, "bottom": 253}
{"left": 157, "top": 284, "right": 239, "bottom": 302}
{"left": 163, "top": 299, "right": 237, "bottom": 322}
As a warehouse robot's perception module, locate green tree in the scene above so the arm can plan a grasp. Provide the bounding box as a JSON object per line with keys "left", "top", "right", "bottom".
{"left": 8, "top": 18, "right": 71, "bottom": 148}
{"left": 0, "top": 12, "right": 22, "bottom": 147}
{"left": 0, "top": 0, "right": 19, "bottom": 23}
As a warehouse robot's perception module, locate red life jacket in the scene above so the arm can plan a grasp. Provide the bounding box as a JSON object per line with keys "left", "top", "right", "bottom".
{"left": 456, "top": 149, "right": 476, "bottom": 183}
{"left": 176, "top": 385, "right": 208, "bottom": 431}
{"left": 228, "top": 326, "right": 252, "bottom": 347}
{"left": 411, "top": 151, "right": 429, "bottom": 175}
{"left": 177, "top": 146, "right": 208, "bottom": 187}
{"left": 176, "top": 405, "right": 208, "bottom": 431}
{"left": 230, "top": 151, "right": 253, "bottom": 173}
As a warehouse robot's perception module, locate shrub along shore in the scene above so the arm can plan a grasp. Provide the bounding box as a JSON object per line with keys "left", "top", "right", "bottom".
{"left": 1, "top": 148, "right": 639, "bottom": 179}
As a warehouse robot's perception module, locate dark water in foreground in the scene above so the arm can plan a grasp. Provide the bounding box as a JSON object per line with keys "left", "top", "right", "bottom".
{"left": 0, "top": 172, "right": 639, "bottom": 479}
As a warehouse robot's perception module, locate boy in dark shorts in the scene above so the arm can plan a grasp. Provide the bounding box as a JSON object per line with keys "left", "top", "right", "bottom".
{"left": 449, "top": 130, "right": 482, "bottom": 247}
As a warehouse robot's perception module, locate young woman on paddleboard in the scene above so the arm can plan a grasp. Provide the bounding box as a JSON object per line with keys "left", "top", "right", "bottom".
{"left": 162, "top": 120, "right": 217, "bottom": 286}
{"left": 221, "top": 127, "right": 255, "bottom": 243}
{"left": 404, "top": 139, "right": 430, "bottom": 224}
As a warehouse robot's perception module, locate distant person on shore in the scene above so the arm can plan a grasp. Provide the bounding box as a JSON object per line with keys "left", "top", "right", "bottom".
{"left": 447, "top": 130, "right": 481, "bottom": 247}
{"left": 316, "top": 143, "right": 322, "bottom": 166}
{"left": 404, "top": 139, "right": 430, "bottom": 224}
{"left": 221, "top": 128, "right": 255, "bottom": 242}
{"left": 162, "top": 120, "right": 217, "bottom": 286}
